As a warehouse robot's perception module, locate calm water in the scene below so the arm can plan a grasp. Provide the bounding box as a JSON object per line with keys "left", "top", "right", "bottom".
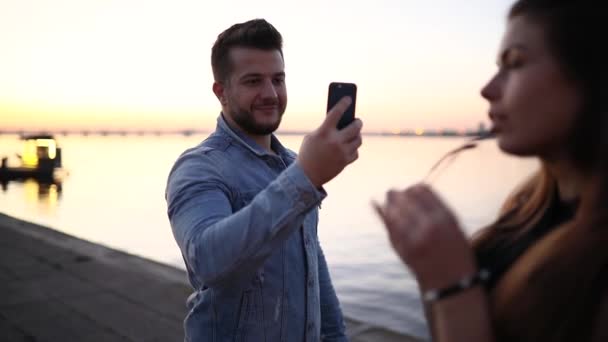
{"left": 0, "top": 134, "right": 537, "bottom": 339}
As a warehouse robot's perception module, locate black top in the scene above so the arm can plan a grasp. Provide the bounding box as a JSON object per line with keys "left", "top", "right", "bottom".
{"left": 476, "top": 191, "right": 579, "bottom": 290}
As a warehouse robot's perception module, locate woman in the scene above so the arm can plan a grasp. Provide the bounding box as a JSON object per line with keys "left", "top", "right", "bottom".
{"left": 375, "top": 1, "right": 608, "bottom": 341}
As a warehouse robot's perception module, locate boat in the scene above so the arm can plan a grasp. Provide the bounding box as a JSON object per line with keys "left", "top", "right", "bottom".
{"left": 0, "top": 134, "right": 64, "bottom": 182}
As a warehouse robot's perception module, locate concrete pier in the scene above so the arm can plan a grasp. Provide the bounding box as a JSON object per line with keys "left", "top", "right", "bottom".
{"left": 0, "top": 213, "right": 422, "bottom": 341}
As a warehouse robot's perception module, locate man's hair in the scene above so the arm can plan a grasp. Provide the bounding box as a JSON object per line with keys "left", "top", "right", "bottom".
{"left": 211, "top": 19, "right": 283, "bottom": 83}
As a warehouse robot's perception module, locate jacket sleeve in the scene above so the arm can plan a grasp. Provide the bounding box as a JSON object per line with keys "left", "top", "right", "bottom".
{"left": 166, "top": 150, "right": 324, "bottom": 288}
{"left": 317, "top": 239, "right": 348, "bottom": 341}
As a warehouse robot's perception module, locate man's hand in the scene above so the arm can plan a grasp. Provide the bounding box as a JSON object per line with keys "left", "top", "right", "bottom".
{"left": 297, "top": 97, "right": 363, "bottom": 188}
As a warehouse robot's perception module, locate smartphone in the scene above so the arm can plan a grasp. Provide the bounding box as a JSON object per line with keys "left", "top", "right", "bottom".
{"left": 327, "top": 82, "right": 357, "bottom": 130}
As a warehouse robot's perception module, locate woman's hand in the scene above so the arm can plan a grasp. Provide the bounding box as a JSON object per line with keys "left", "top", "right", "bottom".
{"left": 374, "top": 183, "right": 477, "bottom": 290}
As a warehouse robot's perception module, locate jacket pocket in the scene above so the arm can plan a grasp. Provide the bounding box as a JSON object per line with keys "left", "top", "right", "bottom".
{"left": 235, "top": 290, "right": 251, "bottom": 342}
{"left": 234, "top": 288, "right": 265, "bottom": 342}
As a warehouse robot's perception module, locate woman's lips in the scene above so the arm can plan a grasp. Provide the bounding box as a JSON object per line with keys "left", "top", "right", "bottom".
{"left": 489, "top": 111, "right": 507, "bottom": 122}
{"left": 488, "top": 112, "right": 506, "bottom": 133}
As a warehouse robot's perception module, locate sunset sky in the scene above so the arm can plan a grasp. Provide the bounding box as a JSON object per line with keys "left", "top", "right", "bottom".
{"left": 0, "top": 0, "right": 513, "bottom": 133}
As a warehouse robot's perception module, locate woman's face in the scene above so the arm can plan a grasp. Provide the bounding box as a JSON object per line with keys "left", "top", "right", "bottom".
{"left": 481, "top": 15, "right": 583, "bottom": 160}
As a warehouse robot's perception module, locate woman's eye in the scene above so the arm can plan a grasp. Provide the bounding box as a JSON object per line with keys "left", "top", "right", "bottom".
{"left": 503, "top": 49, "right": 524, "bottom": 69}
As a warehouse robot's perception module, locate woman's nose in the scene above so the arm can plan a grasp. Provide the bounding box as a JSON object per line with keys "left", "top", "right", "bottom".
{"left": 481, "top": 73, "right": 501, "bottom": 101}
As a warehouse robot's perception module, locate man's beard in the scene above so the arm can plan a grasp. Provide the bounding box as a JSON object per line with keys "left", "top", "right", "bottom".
{"left": 228, "top": 106, "right": 284, "bottom": 135}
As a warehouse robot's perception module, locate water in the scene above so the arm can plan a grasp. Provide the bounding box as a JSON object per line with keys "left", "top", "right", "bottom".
{"left": 0, "top": 133, "right": 537, "bottom": 339}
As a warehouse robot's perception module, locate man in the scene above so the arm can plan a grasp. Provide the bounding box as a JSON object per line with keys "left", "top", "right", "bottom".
{"left": 166, "top": 19, "right": 363, "bottom": 341}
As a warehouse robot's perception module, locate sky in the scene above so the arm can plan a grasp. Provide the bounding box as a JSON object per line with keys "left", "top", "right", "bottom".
{"left": 0, "top": 0, "right": 514, "bottom": 133}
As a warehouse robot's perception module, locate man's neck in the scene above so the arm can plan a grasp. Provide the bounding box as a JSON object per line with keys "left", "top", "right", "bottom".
{"left": 250, "top": 134, "right": 273, "bottom": 154}
{"left": 222, "top": 113, "right": 275, "bottom": 154}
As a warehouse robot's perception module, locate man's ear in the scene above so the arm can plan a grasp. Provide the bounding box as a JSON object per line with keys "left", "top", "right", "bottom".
{"left": 212, "top": 82, "right": 227, "bottom": 105}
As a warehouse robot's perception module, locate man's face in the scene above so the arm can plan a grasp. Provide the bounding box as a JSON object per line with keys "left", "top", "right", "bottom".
{"left": 215, "top": 47, "right": 287, "bottom": 136}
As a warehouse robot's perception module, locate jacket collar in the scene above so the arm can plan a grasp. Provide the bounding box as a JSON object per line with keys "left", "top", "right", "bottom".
{"left": 216, "top": 113, "right": 290, "bottom": 159}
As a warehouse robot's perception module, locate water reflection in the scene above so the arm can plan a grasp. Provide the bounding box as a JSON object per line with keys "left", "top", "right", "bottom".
{"left": 1, "top": 179, "right": 62, "bottom": 210}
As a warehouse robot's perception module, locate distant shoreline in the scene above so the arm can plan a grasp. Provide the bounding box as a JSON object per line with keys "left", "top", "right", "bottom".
{"left": 0, "top": 130, "right": 491, "bottom": 138}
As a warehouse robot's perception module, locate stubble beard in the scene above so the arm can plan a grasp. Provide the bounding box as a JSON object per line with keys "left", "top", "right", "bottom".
{"left": 228, "top": 104, "right": 284, "bottom": 136}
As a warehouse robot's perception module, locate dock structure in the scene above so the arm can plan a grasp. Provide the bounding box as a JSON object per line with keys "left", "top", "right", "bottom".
{"left": 0, "top": 135, "right": 63, "bottom": 183}
{"left": 0, "top": 213, "right": 422, "bottom": 342}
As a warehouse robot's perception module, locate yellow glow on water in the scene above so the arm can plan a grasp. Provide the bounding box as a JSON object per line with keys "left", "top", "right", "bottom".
{"left": 23, "top": 179, "right": 38, "bottom": 203}
{"left": 415, "top": 128, "right": 425, "bottom": 136}
{"left": 22, "top": 179, "right": 59, "bottom": 215}
{"left": 47, "top": 184, "right": 59, "bottom": 208}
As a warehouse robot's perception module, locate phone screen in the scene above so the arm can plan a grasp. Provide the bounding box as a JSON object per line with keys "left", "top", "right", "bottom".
{"left": 327, "top": 82, "right": 357, "bottom": 130}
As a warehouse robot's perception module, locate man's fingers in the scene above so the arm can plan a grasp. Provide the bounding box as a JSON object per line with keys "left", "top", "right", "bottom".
{"left": 345, "top": 135, "right": 362, "bottom": 153}
{"left": 345, "top": 150, "right": 359, "bottom": 165}
{"left": 339, "top": 118, "right": 363, "bottom": 142}
{"left": 323, "top": 96, "right": 352, "bottom": 130}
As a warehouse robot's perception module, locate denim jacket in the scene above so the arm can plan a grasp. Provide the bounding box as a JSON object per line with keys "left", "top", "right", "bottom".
{"left": 166, "top": 115, "right": 348, "bottom": 342}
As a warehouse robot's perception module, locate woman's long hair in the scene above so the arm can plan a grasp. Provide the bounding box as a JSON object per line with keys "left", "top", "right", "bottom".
{"left": 472, "top": 0, "right": 608, "bottom": 242}
{"left": 470, "top": 1, "right": 608, "bottom": 341}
